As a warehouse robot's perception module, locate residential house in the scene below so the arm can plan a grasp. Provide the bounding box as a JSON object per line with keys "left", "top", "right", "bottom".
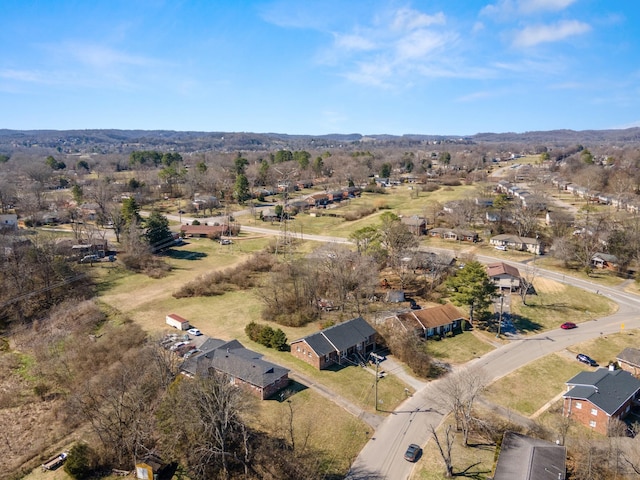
{"left": 182, "top": 339, "right": 289, "bottom": 400}
{"left": 344, "top": 186, "right": 362, "bottom": 198}
{"left": 385, "top": 303, "right": 466, "bottom": 338}
{"left": 487, "top": 262, "right": 521, "bottom": 291}
{"left": 290, "top": 317, "right": 377, "bottom": 370}
{"left": 179, "top": 224, "right": 228, "bottom": 238}
{"left": 562, "top": 369, "right": 640, "bottom": 435}
{"left": 400, "top": 215, "right": 427, "bottom": 235}
{"left": 490, "top": 234, "right": 544, "bottom": 255}
{"left": 260, "top": 208, "right": 280, "bottom": 222}
{"left": 328, "top": 190, "right": 346, "bottom": 203}
{"left": 307, "top": 192, "right": 329, "bottom": 208}
{"left": 617, "top": 348, "right": 640, "bottom": 377}
{"left": 428, "top": 228, "right": 478, "bottom": 242}
{"left": 492, "top": 431, "right": 566, "bottom": 480}
{"left": 591, "top": 253, "right": 619, "bottom": 270}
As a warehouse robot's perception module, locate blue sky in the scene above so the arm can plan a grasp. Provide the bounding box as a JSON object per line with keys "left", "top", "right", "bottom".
{"left": 1, "top": 1, "right": 638, "bottom": 136}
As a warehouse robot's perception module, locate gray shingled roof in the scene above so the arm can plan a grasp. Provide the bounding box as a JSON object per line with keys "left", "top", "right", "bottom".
{"left": 563, "top": 369, "right": 640, "bottom": 416}
{"left": 292, "top": 317, "right": 376, "bottom": 356}
{"left": 181, "top": 339, "right": 288, "bottom": 388}
{"left": 493, "top": 431, "right": 566, "bottom": 480}
{"left": 617, "top": 347, "right": 640, "bottom": 368}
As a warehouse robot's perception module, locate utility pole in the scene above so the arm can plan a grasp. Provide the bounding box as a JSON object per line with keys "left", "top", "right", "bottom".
{"left": 374, "top": 356, "right": 381, "bottom": 411}
{"left": 497, "top": 293, "right": 504, "bottom": 337}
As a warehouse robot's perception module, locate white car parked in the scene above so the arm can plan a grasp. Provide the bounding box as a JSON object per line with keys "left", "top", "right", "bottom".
{"left": 187, "top": 328, "right": 202, "bottom": 336}
{"left": 495, "top": 245, "right": 507, "bottom": 251}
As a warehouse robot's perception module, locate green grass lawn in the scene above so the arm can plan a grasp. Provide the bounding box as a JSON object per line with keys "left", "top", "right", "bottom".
{"left": 483, "top": 353, "right": 586, "bottom": 416}
{"left": 239, "top": 184, "right": 483, "bottom": 238}
{"left": 413, "top": 416, "right": 496, "bottom": 480}
{"left": 511, "top": 281, "right": 617, "bottom": 334}
{"left": 252, "top": 387, "right": 372, "bottom": 475}
{"left": 566, "top": 329, "right": 640, "bottom": 366}
{"left": 531, "top": 255, "right": 629, "bottom": 288}
{"left": 427, "top": 331, "right": 495, "bottom": 365}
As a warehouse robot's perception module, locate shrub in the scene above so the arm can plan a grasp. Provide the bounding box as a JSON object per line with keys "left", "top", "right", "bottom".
{"left": 245, "top": 321, "right": 288, "bottom": 350}
{"left": 64, "top": 442, "right": 96, "bottom": 479}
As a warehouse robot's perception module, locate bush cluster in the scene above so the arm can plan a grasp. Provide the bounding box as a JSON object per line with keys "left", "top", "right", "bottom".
{"left": 245, "top": 321, "right": 289, "bottom": 351}
{"left": 343, "top": 205, "right": 378, "bottom": 221}
{"left": 174, "top": 251, "right": 275, "bottom": 298}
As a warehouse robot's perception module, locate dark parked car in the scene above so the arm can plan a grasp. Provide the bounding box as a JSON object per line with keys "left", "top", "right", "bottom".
{"left": 404, "top": 443, "right": 421, "bottom": 462}
{"left": 561, "top": 322, "right": 577, "bottom": 329}
{"left": 577, "top": 353, "right": 597, "bottom": 366}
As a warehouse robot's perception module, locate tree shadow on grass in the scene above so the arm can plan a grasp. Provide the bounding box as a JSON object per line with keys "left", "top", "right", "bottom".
{"left": 453, "top": 462, "right": 492, "bottom": 479}
{"left": 509, "top": 313, "right": 542, "bottom": 335}
{"left": 165, "top": 249, "right": 208, "bottom": 261}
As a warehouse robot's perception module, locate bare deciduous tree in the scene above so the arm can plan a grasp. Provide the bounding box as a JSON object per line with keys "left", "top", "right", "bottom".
{"left": 434, "top": 367, "right": 489, "bottom": 446}
{"left": 431, "top": 423, "right": 455, "bottom": 477}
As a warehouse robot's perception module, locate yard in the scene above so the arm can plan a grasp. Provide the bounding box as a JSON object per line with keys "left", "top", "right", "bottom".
{"left": 427, "top": 331, "right": 495, "bottom": 365}
{"left": 239, "top": 183, "right": 482, "bottom": 238}
{"left": 566, "top": 329, "right": 640, "bottom": 367}
{"left": 510, "top": 278, "right": 617, "bottom": 334}
{"left": 412, "top": 416, "right": 496, "bottom": 480}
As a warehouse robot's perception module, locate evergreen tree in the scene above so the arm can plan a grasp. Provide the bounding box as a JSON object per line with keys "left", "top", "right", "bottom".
{"left": 445, "top": 261, "right": 497, "bottom": 323}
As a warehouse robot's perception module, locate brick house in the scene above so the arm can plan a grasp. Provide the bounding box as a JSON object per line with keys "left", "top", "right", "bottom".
{"left": 181, "top": 339, "right": 289, "bottom": 400}
{"left": 290, "top": 317, "right": 377, "bottom": 370}
{"left": 384, "top": 303, "right": 465, "bottom": 339}
{"left": 562, "top": 369, "right": 640, "bottom": 435}
{"left": 617, "top": 348, "right": 640, "bottom": 377}
{"left": 400, "top": 215, "right": 427, "bottom": 235}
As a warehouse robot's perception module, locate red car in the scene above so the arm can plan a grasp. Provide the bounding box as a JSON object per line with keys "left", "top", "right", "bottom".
{"left": 561, "top": 322, "right": 577, "bottom": 330}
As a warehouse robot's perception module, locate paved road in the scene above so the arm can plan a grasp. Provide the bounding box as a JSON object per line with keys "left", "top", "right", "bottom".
{"left": 348, "top": 262, "right": 640, "bottom": 480}
{"left": 145, "top": 213, "right": 640, "bottom": 479}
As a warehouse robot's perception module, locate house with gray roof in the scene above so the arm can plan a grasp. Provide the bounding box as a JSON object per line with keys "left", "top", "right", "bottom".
{"left": 490, "top": 234, "right": 544, "bottom": 255}
{"left": 617, "top": 347, "right": 640, "bottom": 377}
{"left": 492, "top": 431, "right": 566, "bottom": 480}
{"left": 290, "top": 317, "right": 377, "bottom": 370}
{"left": 562, "top": 369, "right": 640, "bottom": 435}
{"left": 591, "top": 252, "right": 619, "bottom": 270}
{"left": 181, "top": 339, "right": 289, "bottom": 400}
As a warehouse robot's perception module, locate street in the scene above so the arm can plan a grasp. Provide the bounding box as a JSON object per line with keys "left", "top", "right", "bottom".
{"left": 348, "top": 260, "right": 640, "bottom": 479}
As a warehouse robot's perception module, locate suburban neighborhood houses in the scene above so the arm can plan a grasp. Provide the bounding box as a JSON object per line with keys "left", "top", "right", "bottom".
{"left": 4, "top": 129, "right": 640, "bottom": 480}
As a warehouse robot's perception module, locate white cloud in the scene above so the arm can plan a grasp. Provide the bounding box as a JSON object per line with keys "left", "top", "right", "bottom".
{"left": 395, "top": 30, "right": 452, "bottom": 60}
{"left": 391, "top": 8, "right": 445, "bottom": 31}
{"left": 481, "top": 0, "right": 576, "bottom": 18}
{"left": 513, "top": 20, "right": 591, "bottom": 47}
{"left": 519, "top": 0, "right": 577, "bottom": 14}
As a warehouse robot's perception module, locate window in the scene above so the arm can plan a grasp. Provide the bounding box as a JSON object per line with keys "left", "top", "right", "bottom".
{"left": 589, "top": 420, "right": 596, "bottom": 428}
{"left": 296, "top": 346, "right": 300, "bottom": 352}
{"left": 591, "top": 408, "right": 598, "bottom": 416}
{"left": 575, "top": 402, "right": 582, "bottom": 409}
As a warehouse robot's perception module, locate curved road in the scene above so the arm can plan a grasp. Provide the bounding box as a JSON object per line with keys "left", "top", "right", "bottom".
{"left": 170, "top": 212, "right": 639, "bottom": 479}
{"left": 348, "top": 258, "right": 640, "bottom": 480}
